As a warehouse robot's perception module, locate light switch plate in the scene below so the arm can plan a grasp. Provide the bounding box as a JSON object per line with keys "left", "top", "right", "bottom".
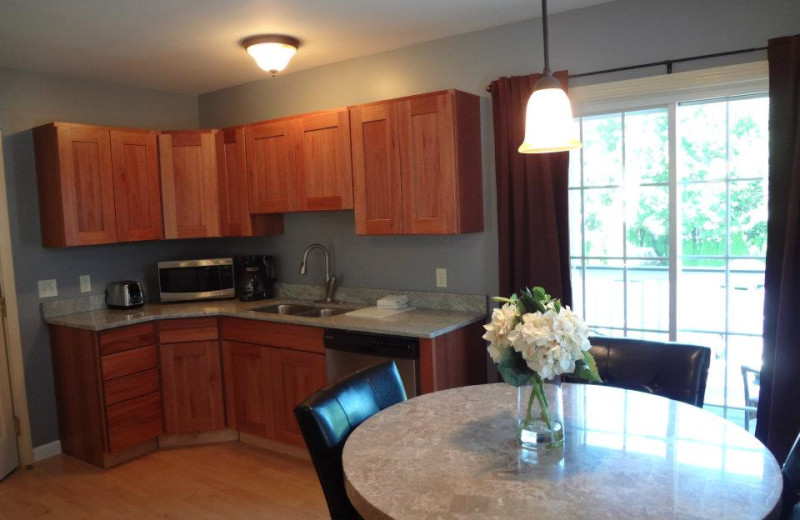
{"left": 38, "top": 279, "right": 58, "bottom": 298}
{"left": 80, "top": 275, "right": 91, "bottom": 293}
{"left": 436, "top": 268, "right": 447, "bottom": 288}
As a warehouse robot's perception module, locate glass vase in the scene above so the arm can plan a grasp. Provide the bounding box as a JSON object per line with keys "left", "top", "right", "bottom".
{"left": 515, "top": 375, "right": 564, "bottom": 450}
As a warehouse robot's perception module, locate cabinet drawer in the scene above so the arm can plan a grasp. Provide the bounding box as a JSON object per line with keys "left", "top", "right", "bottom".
{"left": 101, "top": 345, "right": 157, "bottom": 381}
{"left": 158, "top": 318, "right": 219, "bottom": 344}
{"left": 103, "top": 369, "right": 160, "bottom": 406}
{"left": 106, "top": 391, "right": 163, "bottom": 452}
{"left": 100, "top": 323, "right": 156, "bottom": 356}
{"left": 220, "top": 318, "right": 324, "bottom": 354}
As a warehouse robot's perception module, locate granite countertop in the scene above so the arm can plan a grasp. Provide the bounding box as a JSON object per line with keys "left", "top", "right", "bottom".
{"left": 43, "top": 298, "right": 486, "bottom": 339}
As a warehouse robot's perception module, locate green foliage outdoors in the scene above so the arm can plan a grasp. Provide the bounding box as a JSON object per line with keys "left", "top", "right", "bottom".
{"left": 574, "top": 97, "right": 769, "bottom": 268}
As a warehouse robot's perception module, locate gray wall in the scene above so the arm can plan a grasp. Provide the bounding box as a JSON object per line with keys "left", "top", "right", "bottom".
{"left": 0, "top": 68, "right": 283, "bottom": 446}
{"left": 198, "top": 0, "right": 800, "bottom": 296}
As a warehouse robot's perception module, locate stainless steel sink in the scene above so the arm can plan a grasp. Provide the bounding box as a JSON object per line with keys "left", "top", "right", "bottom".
{"left": 249, "top": 303, "right": 351, "bottom": 318}
{"left": 250, "top": 304, "right": 317, "bottom": 315}
{"left": 293, "top": 307, "right": 349, "bottom": 318}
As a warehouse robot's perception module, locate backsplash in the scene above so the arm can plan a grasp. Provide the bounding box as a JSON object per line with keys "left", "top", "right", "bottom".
{"left": 41, "top": 284, "right": 488, "bottom": 319}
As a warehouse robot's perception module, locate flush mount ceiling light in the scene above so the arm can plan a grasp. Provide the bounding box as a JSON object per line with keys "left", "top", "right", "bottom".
{"left": 518, "top": 0, "right": 581, "bottom": 154}
{"left": 241, "top": 34, "right": 301, "bottom": 76}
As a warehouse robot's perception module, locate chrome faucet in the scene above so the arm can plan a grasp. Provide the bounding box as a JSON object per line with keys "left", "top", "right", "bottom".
{"left": 299, "top": 243, "right": 337, "bottom": 303}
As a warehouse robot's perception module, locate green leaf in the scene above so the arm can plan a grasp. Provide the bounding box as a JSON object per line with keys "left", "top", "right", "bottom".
{"left": 491, "top": 296, "right": 512, "bottom": 303}
{"left": 532, "top": 286, "right": 547, "bottom": 301}
{"left": 576, "top": 351, "right": 603, "bottom": 383}
{"left": 496, "top": 349, "right": 533, "bottom": 387}
{"left": 553, "top": 299, "right": 561, "bottom": 312}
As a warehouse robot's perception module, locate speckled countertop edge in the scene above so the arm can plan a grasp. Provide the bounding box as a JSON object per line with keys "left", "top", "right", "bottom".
{"left": 43, "top": 298, "right": 487, "bottom": 339}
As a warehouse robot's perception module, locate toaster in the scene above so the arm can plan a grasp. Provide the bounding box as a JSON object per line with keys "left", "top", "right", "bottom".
{"left": 105, "top": 281, "right": 145, "bottom": 309}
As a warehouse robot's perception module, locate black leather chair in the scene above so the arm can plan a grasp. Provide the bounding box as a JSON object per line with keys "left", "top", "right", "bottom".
{"left": 294, "top": 361, "right": 407, "bottom": 520}
{"left": 783, "top": 433, "right": 800, "bottom": 519}
{"left": 566, "top": 336, "right": 711, "bottom": 407}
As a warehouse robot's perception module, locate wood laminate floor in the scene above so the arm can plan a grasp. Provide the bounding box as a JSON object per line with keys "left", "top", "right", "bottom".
{"left": 0, "top": 441, "right": 329, "bottom": 519}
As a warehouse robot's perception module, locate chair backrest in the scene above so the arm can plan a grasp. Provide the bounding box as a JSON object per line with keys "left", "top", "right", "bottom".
{"left": 567, "top": 336, "right": 711, "bottom": 407}
{"left": 783, "top": 433, "right": 800, "bottom": 519}
{"left": 294, "top": 361, "right": 407, "bottom": 520}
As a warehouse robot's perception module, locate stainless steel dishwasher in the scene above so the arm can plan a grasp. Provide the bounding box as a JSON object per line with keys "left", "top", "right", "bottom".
{"left": 324, "top": 329, "right": 420, "bottom": 398}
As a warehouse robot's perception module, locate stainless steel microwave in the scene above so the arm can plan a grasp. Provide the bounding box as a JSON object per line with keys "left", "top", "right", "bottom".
{"left": 158, "top": 258, "right": 235, "bottom": 303}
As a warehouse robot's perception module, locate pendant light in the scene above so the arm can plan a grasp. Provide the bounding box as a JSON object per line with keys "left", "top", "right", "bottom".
{"left": 518, "top": 0, "right": 581, "bottom": 154}
{"left": 242, "top": 35, "right": 301, "bottom": 76}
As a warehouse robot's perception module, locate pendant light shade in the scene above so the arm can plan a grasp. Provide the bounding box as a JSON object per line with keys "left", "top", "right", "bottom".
{"left": 242, "top": 35, "right": 300, "bottom": 76}
{"left": 518, "top": 77, "right": 581, "bottom": 153}
{"left": 519, "top": 0, "right": 581, "bottom": 154}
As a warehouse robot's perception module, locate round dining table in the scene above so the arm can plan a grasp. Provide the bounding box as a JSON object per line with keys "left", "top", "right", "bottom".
{"left": 342, "top": 383, "right": 782, "bottom": 520}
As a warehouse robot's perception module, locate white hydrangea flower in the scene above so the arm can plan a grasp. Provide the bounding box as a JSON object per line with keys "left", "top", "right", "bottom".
{"left": 483, "top": 302, "right": 519, "bottom": 363}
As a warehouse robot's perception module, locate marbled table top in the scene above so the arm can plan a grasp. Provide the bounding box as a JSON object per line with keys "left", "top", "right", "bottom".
{"left": 343, "top": 384, "right": 782, "bottom": 520}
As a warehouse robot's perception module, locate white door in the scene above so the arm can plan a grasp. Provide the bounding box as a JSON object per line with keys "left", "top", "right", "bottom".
{"left": 0, "top": 286, "right": 19, "bottom": 478}
{"left": 0, "top": 133, "right": 19, "bottom": 479}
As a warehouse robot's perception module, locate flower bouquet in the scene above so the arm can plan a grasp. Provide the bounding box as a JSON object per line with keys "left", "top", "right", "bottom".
{"left": 483, "top": 287, "right": 601, "bottom": 449}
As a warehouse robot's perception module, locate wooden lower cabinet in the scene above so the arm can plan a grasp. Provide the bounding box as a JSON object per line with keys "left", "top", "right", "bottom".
{"left": 271, "top": 347, "right": 327, "bottom": 446}
{"left": 222, "top": 341, "right": 275, "bottom": 438}
{"left": 159, "top": 341, "right": 225, "bottom": 434}
{"left": 220, "top": 318, "right": 327, "bottom": 448}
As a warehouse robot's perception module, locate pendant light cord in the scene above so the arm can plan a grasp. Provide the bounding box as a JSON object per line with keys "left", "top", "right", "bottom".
{"left": 541, "top": 0, "right": 551, "bottom": 76}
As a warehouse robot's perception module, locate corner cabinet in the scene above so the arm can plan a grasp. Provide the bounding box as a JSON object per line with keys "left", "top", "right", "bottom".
{"left": 217, "top": 127, "right": 284, "bottom": 237}
{"left": 350, "top": 90, "right": 483, "bottom": 235}
{"left": 246, "top": 108, "right": 353, "bottom": 214}
{"left": 34, "top": 123, "right": 164, "bottom": 247}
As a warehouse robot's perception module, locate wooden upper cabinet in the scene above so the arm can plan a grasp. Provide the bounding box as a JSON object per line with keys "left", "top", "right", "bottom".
{"left": 110, "top": 130, "right": 163, "bottom": 242}
{"left": 216, "top": 127, "right": 284, "bottom": 237}
{"left": 350, "top": 90, "right": 483, "bottom": 235}
{"left": 246, "top": 120, "right": 298, "bottom": 213}
{"left": 34, "top": 123, "right": 118, "bottom": 247}
{"left": 159, "top": 130, "right": 221, "bottom": 238}
{"left": 350, "top": 103, "right": 403, "bottom": 234}
{"left": 295, "top": 110, "right": 353, "bottom": 211}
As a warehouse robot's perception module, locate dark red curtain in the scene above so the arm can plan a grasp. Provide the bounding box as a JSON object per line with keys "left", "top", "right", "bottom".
{"left": 489, "top": 71, "right": 572, "bottom": 304}
{"left": 756, "top": 35, "right": 800, "bottom": 464}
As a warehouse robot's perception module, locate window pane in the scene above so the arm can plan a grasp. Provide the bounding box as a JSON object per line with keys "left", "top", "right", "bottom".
{"left": 626, "top": 185, "right": 669, "bottom": 258}
{"left": 679, "top": 263, "right": 725, "bottom": 332}
{"left": 728, "top": 260, "right": 766, "bottom": 335}
{"left": 585, "top": 259, "right": 624, "bottom": 329}
{"left": 584, "top": 188, "right": 623, "bottom": 257}
{"left": 569, "top": 140, "right": 582, "bottom": 188}
{"left": 678, "top": 101, "right": 727, "bottom": 182}
{"left": 570, "top": 259, "right": 585, "bottom": 318}
{"left": 626, "top": 259, "right": 669, "bottom": 331}
{"left": 625, "top": 330, "right": 670, "bottom": 341}
{"left": 569, "top": 189, "right": 582, "bottom": 256}
{"left": 583, "top": 113, "right": 622, "bottom": 186}
{"left": 727, "top": 335, "right": 763, "bottom": 409}
{"left": 729, "top": 97, "right": 769, "bottom": 180}
{"left": 730, "top": 179, "right": 768, "bottom": 257}
{"left": 624, "top": 108, "right": 669, "bottom": 184}
{"left": 681, "top": 182, "right": 726, "bottom": 259}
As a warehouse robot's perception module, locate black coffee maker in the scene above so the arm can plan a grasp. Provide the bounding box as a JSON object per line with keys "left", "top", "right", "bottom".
{"left": 236, "top": 255, "right": 274, "bottom": 301}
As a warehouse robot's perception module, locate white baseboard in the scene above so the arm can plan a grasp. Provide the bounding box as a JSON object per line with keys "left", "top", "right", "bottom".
{"left": 33, "top": 440, "right": 62, "bottom": 462}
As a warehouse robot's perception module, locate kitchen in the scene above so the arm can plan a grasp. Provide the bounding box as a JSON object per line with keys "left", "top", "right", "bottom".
{"left": 1, "top": 0, "right": 799, "bottom": 518}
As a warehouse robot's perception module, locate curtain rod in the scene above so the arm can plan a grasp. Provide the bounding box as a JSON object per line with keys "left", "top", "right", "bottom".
{"left": 485, "top": 46, "right": 768, "bottom": 92}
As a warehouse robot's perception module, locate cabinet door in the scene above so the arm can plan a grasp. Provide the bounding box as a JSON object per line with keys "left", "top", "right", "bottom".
{"left": 398, "top": 93, "right": 458, "bottom": 234}
{"left": 110, "top": 130, "right": 163, "bottom": 242}
{"left": 350, "top": 103, "right": 403, "bottom": 234}
{"left": 159, "top": 131, "right": 220, "bottom": 238}
{"left": 222, "top": 341, "right": 275, "bottom": 439}
{"left": 271, "top": 348, "right": 326, "bottom": 447}
{"left": 160, "top": 341, "right": 225, "bottom": 433}
{"left": 295, "top": 110, "right": 354, "bottom": 211}
{"left": 246, "top": 120, "right": 298, "bottom": 213}
{"left": 53, "top": 125, "right": 117, "bottom": 245}
{"left": 217, "top": 128, "right": 284, "bottom": 237}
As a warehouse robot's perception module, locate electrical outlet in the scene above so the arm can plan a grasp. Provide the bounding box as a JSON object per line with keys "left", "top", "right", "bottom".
{"left": 80, "top": 275, "right": 91, "bottom": 293}
{"left": 38, "top": 279, "right": 58, "bottom": 298}
{"left": 436, "top": 268, "right": 447, "bottom": 288}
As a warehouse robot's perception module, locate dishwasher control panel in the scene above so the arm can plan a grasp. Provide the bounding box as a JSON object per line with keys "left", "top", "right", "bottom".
{"left": 323, "top": 329, "right": 419, "bottom": 359}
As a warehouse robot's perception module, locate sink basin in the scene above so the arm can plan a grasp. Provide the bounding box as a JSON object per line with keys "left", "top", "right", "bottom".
{"left": 250, "top": 304, "right": 317, "bottom": 315}
{"left": 249, "top": 303, "right": 351, "bottom": 318}
{"left": 293, "top": 307, "right": 349, "bottom": 318}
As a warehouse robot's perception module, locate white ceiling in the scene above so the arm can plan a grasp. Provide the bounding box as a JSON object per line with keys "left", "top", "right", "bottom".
{"left": 0, "top": 0, "right": 616, "bottom": 95}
